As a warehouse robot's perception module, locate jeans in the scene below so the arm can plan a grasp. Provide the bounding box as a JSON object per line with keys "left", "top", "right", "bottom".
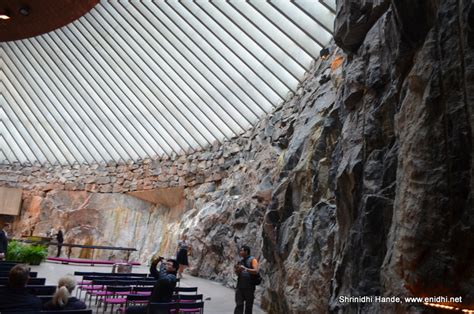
{"left": 234, "top": 287, "right": 255, "bottom": 314}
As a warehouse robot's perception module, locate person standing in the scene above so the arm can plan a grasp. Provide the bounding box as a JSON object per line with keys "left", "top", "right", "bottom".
{"left": 234, "top": 245, "right": 259, "bottom": 314}
{"left": 0, "top": 223, "right": 11, "bottom": 261}
{"left": 176, "top": 234, "right": 191, "bottom": 279}
{"left": 56, "top": 229, "right": 64, "bottom": 258}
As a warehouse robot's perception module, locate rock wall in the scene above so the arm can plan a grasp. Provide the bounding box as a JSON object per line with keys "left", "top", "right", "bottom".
{"left": 0, "top": 0, "right": 473, "bottom": 313}
{"left": 330, "top": 0, "right": 474, "bottom": 312}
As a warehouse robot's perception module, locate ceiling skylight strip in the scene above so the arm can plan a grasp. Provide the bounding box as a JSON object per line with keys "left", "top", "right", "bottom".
{"left": 3, "top": 50, "right": 89, "bottom": 164}
{"left": 106, "top": 2, "right": 226, "bottom": 147}
{"left": 248, "top": 1, "right": 322, "bottom": 58}
{"left": 73, "top": 18, "right": 181, "bottom": 157}
{"left": 140, "top": 2, "right": 256, "bottom": 131}
{"left": 293, "top": 1, "right": 334, "bottom": 34}
{"left": 181, "top": 1, "right": 289, "bottom": 101}
{"left": 226, "top": 2, "right": 314, "bottom": 71}
{"left": 62, "top": 22, "right": 175, "bottom": 157}
{"left": 0, "top": 114, "right": 33, "bottom": 164}
{"left": 28, "top": 35, "right": 133, "bottom": 163}
{"left": 212, "top": 1, "right": 306, "bottom": 81}
{"left": 3, "top": 79, "right": 75, "bottom": 165}
{"left": 0, "top": 87, "right": 49, "bottom": 162}
{"left": 151, "top": 1, "right": 273, "bottom": 117}
{"left": 15, "top": 37, "right": 123, "bottom": 163}
{"left": 36, "top": 32, "right": 139, "bottom": 161}
{"left": 196, "top": 1, "right": 299, "bottom": 93}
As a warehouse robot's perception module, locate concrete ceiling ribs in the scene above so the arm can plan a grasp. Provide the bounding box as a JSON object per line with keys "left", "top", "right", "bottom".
{"left": 1, "top": 0, "right": 335, "bottom": 165}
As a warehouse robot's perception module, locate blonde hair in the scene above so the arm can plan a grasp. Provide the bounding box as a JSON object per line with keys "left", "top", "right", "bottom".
{"left": 52, "top": 276, "right": 76, "bottom": 307}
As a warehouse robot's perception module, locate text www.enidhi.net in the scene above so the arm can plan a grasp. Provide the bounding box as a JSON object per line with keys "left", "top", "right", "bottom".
{"left": 338, "top": 295, "right": 463, "bottom": 304}
{"left": 405, "top": 296, "right": 462, "bottom": 303}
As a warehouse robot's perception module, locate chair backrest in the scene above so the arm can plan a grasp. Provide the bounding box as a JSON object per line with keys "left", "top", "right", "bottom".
{"left": 174, "top": 286, "right": 198, "bottom": 294}
{"left": 126, "top": 293, "right": 150, "bottom": 306}
{"left": 91, "top": 279, "right": 117, "bottom": 286}
{"left": 0, "top": 261, "right": 19, "bottom": 265}
{"left": 177, "top": 301, "right": 204, "bottom": 313}
{"left": 0, "top": 271, "right": 37, "bottom": 277}
{"left": 84, "top": 275, "right": 115, "bottom": 281}
{"left": 136, "top": 279, "right": 156, "bottom": 286}
{"left": 40, "top": 310, "right": 93, "bottom": 314}
{"left": 115, "top": 279, "right": 143, "bottom": 286}
{"left": 74, "top": 271, "right": 148, "bottom": 277}
{"left": 28, "top": 277, "right": 46, "bottom": 285}
{"left": 83, "top": 275, "right": 105, "bottom": 281}
{"left": 107, "top": 285, "right": 131, "bottom": 293}
{"left": 38, "top": 295, "right": 53, "bottom": 304}
{"left": 26, "top": 285, "right": 56, "bottom": 295}
{"left": 148, "top": 302, "right": 178, "bottom": 314}
{"left": 133, "top": 286, "right": 153, "bottom": 292}
{"left": 176, "top": 294, "right": 203, "bottom": 302}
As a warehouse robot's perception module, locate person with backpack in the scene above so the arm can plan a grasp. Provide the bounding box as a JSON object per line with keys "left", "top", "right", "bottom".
{"left": 234, "top": 245, "right": 260, "bottom": 314}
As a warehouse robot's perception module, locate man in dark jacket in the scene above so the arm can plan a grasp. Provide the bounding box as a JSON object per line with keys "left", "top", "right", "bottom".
{"left": 0, "top": 264, "right": 42, "bottom": 312}
{"left": 126, "top": 256, "right": 178, "bottom": 314}
{"left": 0, "top": 223, "right": 10, "bottom": 261}
{"left": 56, "top": 229, "right": 64, "bottom": 257}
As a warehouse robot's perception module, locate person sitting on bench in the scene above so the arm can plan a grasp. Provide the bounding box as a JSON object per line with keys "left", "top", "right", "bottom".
{"left": 126, "top": 256, "right": 178, "bottom": 314}
{"left": 0, "top": 264, "right": 42, "bottom": 312}
{"left": 43, "top": 275, "right": 86, "bottom": 310}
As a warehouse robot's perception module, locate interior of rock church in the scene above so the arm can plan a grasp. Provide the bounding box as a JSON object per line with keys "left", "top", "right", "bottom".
{"left": 1, "top": 0, "right": 473, "bottom": 313}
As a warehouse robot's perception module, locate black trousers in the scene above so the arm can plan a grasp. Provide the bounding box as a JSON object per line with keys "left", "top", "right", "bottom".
{"left": 234, "top": 287, "right": 255, "bottom": 314}
{"left": 56, "top": 244, "right": 62, "bottom": 257}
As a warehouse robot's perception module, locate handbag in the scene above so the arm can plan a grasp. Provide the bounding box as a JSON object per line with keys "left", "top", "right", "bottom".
{"left": 250, "top": 272, "right": 262, "bottom": 285}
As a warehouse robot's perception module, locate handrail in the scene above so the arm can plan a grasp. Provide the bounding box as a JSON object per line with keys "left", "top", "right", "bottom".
{"left": 12, "top": 238, "right": 137, "bottom": 251}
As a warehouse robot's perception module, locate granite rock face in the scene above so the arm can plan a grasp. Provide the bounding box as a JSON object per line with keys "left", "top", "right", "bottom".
{"left": 12, "top": 190, "right": 182, "bottom": 261}
{"left": 0, "top": 0, "right": 473, "bottom": 313}
{"left": 329, "top": 0, "right": 474, "bottom": 313}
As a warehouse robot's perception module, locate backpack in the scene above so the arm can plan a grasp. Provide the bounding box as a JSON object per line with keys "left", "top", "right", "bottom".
{"left": 245, "top": 256, "right": 262, "bottom": 286}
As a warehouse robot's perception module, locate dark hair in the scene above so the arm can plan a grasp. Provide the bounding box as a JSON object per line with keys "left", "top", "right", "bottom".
{"left": 168, "top": 259, "right": 179, "bottom": 272}
{"left": 8, "top": 264, "right": 30, "bottom": 288}
{"left": 241, "top": 245, "right": 251, "bottom": 255}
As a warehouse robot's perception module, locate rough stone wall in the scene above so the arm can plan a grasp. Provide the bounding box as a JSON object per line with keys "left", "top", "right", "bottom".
{"left": 329, "top": 0, "right": 473, "bottom": 313}
{"left": 0, "top": 147, "right": 230, "bottom": 193}
{"left": 0, "top": 0, "right": 473, "bottom": 313}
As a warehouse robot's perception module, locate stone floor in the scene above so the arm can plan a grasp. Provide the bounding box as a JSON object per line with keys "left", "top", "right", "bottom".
{"left": 31, "top": 261, "right": 265, "bottom": 314}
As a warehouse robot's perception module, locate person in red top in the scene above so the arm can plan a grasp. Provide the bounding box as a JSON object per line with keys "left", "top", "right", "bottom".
{"left": 234, "top": 245, "right": 259, "bottom": 314}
